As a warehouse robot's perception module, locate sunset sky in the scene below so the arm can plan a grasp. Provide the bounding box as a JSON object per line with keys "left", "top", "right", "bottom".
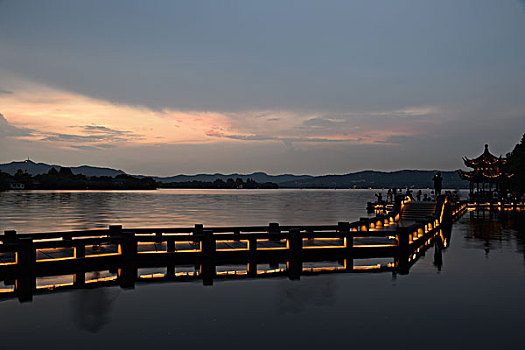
{"left": 1, "top": 0, "right": 525, "bottom": 176}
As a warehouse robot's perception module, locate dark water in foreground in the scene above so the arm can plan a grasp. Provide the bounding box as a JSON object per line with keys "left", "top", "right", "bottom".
{"left": 1, "top": 190, "right": 524, "bottom": 349}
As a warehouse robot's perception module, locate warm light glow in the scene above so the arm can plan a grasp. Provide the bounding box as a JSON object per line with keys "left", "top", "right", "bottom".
{"left": 353, "top": 244, "right": 396, "bottom": 248}
{"left": 36, "top": 256, "right": 76, "bottom": 263}
{"left": 353, "top": 264, "right": 381, "bottom": 271}
{"left": 139, "top": 273, "right": 167, "bottom": 279}
{"left": 257, "top": 268, "right": 285, "bottom": 275}
{"left": 36, "top": 282, "right": 74, "bottom": 290}
{"left": 85, "top": 276, "right": 118, "bottom": 283}
{"left": 216, "top": 270, "right": 248, "bottom": 276}
{"left": 215, "top": 239, "right": 250, "bottom": 252}
{"left": 303, "top": 266, "right": 346, "bottom": 273}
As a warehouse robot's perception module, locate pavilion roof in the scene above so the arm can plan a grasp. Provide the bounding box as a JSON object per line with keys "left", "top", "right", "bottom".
{"left": 463, "top": 144, "right": 507, "bottom": 168}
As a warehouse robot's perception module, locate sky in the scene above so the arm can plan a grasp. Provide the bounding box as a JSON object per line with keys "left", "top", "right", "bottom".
{"left": 1, "top": 0, "right": 525, "bottom": 176}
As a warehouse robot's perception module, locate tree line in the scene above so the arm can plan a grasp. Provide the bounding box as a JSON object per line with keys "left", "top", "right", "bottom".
{"left": 507, "top": 132, "right": 525, "bottom": 197}
{"left": 0, "top": 167, "right": 157, "bottom": 190}
{"left": 0, "top": 167, "right": 278, "bottom": 191}
{"left": 160, "top": 177, "right": 278, "bottom": 189}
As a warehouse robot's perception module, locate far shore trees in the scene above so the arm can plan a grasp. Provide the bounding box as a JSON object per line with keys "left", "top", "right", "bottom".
{"left": 507, "top": 133, "right": 525, "bottom": 197}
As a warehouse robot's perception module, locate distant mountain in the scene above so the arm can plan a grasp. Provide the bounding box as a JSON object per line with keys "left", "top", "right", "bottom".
{"left": 278, "top": 170, "right": 467, "bottom": 189}
{"left": 152, "top": 172, "right": 314, "bottom": 184}
{"left": 0, "top": 160, "right": 468, "bottom": 188}
{"left": 0, "top": 160, "right": 126, "bottom": 178}
{"left": 153, "top": 170, "right": 467, "bottom": 188}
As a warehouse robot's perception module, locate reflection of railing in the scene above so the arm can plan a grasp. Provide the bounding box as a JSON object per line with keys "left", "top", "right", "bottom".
{"left": 467, "top": 201, "right": 525, "bottom": 211}
{"left": 0, "top": 199, "right": 468, "bottom": 302}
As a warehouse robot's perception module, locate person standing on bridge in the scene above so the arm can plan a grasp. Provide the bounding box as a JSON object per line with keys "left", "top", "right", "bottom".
{"left": 433, "top": 171, "right": 443, "bottom": 197}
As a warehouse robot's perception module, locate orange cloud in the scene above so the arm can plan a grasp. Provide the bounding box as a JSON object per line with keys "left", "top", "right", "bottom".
{"left": 0, "top": 76, "right": 432, "bottom": 151}
{"left": 0, "top": 80, "right": 233, "bottom": 149}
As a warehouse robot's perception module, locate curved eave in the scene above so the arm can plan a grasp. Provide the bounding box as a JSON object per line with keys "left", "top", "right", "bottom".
{"left": 459, "top": 171, "right": 513, "bottom": 182}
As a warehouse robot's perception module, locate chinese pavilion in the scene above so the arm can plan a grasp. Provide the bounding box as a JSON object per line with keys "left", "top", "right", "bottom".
{"left": 459, "top": 144, "right": 513, "bottom": 201}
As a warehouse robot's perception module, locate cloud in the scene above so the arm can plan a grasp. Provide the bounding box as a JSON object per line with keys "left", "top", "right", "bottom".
{"left": 1, "top": 111, "right": 143, "bottom": 150}
{"left": 37, "top": 124, "right": 143, "bottom": 148}
{"left": 0, "top": 113, "right": 35, "bottom": 137}
{"left": 302, "top": 117, "right": 348, "bottom": 128}
{"left": 207, "top": 131, "right": 356, "bottom": 144}
{"left": 0, "top": 89, "right": 13, "bottom": 95}
{"left": 69, "top": 144, "right": 116, "bottom": 151}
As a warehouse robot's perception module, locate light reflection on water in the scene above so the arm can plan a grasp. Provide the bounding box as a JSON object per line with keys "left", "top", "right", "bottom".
{"left": 0, "top": 189, "right": 384, "bottom": 232}
{"left": 1, "top": 189, "right": 524, "bottom": 349}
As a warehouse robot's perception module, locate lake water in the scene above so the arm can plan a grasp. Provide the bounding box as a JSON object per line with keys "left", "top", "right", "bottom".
{"left": 1, "top": 189, "right": 524, "bottom": 349}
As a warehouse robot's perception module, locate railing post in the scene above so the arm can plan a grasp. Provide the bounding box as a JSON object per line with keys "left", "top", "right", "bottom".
{"left": 247, "top": 261, "right": 257, "bottom": 276}
{"left": 167, "top": 238, "right": 175, "bottom": 253}
{"left": 248, "top": 237, "right": 257, "bottom": 253}
{"left": 3, "top": 230, "right": 17, "bottom": 244}
{"left": 109, "top": 225, "right": 123, "bottom": 236}
{"left": 119, "top": 231, "right": 137, "bottom": 289}
{"left": 397, "top": 227, "right": 410, "bottom": 251}
{"left": 74, "top": 271, "right": 86, "bottom": 287}
{"left": 395, "top": 253, "right": 410, "bottom": 275}
{"left": 247, "top": 235, "right": 258, "bottom": 276}
{"left": 233, "top": 229, "right": 240, "bottom": 242}
{"left": 396, "top": 227, "right": 410, "bottom": 275}
{"left": 17, "top": 237, "right": 35, "bottom": 302}
{"left": 194, "top": 224, "right": 203, "bottom": 236}
{"left": 338, "top": 221, "right": 350, "bottom": 232}
{"left": 74, "top": 241, "right": 86, "bottom": 259}
{"left": 193, "top": 224, "right": 204, "bottom": 250}
{"left": 200, "top": 230, "right": 215, "bottom": 286}
{"left": 121, "top": 232, "right": 137, "bottom": 259}
{"left": 3, "top": 230, "right": 18, "bottom": 263}
{"left": 288, "top": 228, "right": 302, "bottom": 254}
{"left": 269, "top": 222, "right": 280, "bottom": 233}
{"left": 166, "top": 236, "right": 175, "bottom": 279}
{"left": 269, "top": 222, "right": 280, "bottom": 241}
{"left": 201, "top": 230, "right": 215, "bottom": 256}
{"left": 339, "top": 221, "right": 353, "bottom": 250}
{"left": 73, "top": 240, "right": 86, "bottom": 287}
{"left": 288, "top": 228, "right": 302, "bottom": 280}
{"left": 201, "top": 261, "right": 215, "bottom": 286}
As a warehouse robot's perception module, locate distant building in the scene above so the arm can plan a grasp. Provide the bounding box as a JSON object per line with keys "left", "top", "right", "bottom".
{"left": 9, "top": 182, "right": 25, "bottom": 190}
{"left": 458, "top": 144, "right": 513, "bottom": 201}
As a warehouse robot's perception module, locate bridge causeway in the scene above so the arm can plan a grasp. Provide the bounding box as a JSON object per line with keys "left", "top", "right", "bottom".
{"left": 0, "top": 197, "right": 467, "bottom": 302}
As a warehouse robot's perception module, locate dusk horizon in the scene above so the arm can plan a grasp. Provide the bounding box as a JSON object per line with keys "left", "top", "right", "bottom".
{"left": 0, "top": 153, "right": 506, "bottom": 178}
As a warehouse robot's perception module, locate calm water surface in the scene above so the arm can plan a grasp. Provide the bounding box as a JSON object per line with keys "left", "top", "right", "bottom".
{"left": 0, "top": 189, "right": 383, "bottom": 232}
{"left": 0, "top": 189, "right": 524, "bottom": 349}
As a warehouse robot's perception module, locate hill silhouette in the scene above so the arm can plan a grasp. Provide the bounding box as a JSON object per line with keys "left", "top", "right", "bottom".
{"left": 0, "top": 160, "right": 468, "bottom": 189}
{"left": 0, "top": 160, "right": 126, "bottom": 177}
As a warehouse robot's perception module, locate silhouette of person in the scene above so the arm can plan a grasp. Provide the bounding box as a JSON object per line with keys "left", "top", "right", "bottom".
{"left": 387, "top": 189, "right": 392, "bottom": 203}
{"left": 416, "top": 190, "right": 422, "bottom": 201}
{"left": 432, "top": 171, "right": 443, "bottom": 196}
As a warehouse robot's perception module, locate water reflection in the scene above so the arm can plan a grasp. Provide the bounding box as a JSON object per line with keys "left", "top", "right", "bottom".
{"left": 70, "top": 285, "right": 120, "bottom": 333}
{"left": 276, "top": 277, "right": 335, "bottom": 314}
{"left": 466, "top": 210, "right": 525, "bottom": 258}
